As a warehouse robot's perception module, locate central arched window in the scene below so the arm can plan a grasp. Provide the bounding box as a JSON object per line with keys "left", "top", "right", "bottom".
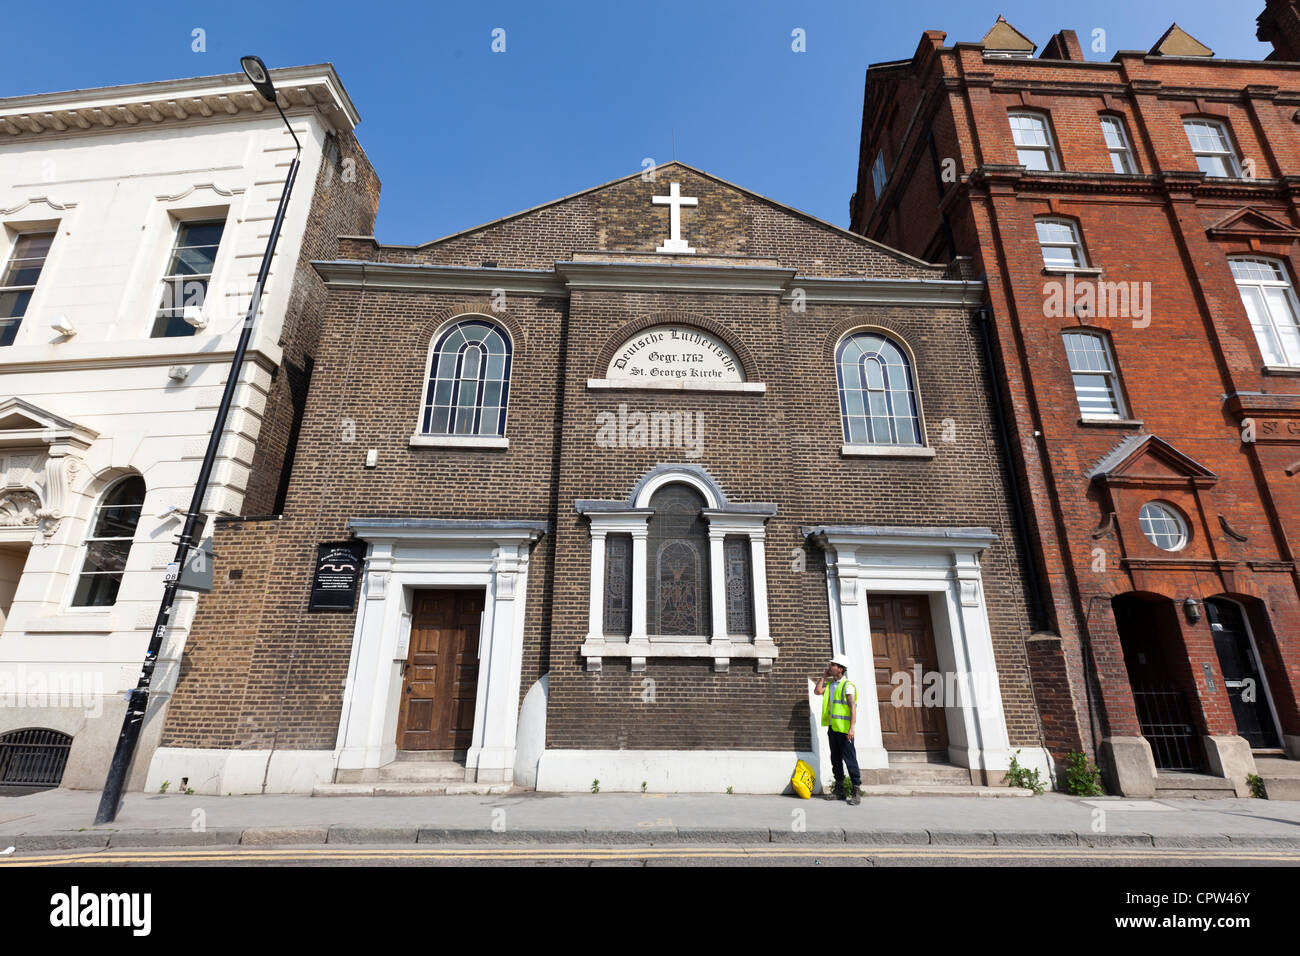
{"left": 836, "top": 331, "right": 922, "bottom": 445}
{"left": 421, "top": 317, "right": 512, "bottom": 437}
{"left": 646, "top": 483, "right": 711, "bottom": 637}
{"left": 72, "top": 475, "right": 145, "bottom": 607}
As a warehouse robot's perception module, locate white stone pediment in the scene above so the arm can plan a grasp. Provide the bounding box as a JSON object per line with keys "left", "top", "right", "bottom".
{"left": 0, "top": 397, "right": 98, "bottom": 449}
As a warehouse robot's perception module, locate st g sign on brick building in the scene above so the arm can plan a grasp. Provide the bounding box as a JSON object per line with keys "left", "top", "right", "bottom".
{"left": 151, "top": 163, "right": 1048, "bottom": 795}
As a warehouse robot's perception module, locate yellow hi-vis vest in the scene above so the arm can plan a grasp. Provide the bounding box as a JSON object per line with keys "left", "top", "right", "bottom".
{"left": 821, "top": 679, "right": 855, "bottom": 732}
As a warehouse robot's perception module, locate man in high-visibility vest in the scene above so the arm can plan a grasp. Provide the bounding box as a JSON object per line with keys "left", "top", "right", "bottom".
{"left": 814, "top": 654, "right": 861, "bottom": 804}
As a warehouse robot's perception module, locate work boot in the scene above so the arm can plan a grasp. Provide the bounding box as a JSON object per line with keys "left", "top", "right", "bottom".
{"left": 848, "top": 784, "right": 861, "bottom": 806}
{"left": 825, "top": 781, "right": 845, "bottom": 801}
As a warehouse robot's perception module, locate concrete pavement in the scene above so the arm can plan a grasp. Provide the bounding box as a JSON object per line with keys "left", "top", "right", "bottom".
{"left": 3, "top": 787, "right": 1300, "bottom": 852}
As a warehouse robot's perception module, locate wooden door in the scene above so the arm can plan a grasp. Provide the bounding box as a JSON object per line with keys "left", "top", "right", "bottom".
{"left": 870, "top": 594, "right": 948, "bottom": 752}
{"left": 397, "top": 589, "right": 482, "bottom": 751}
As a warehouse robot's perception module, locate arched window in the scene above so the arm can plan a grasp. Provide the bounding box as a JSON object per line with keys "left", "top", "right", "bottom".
{"left": 1230, "top": 256, "right": 1300, "bottom": 368}
{"left": 836, "top": 332, "right": 922, "bottom": 446}
{"left": 421, "top": 317, "right": 512, "bottom": 437}
{"left": 1008, "top": 111, "right": 1060, "bottom": 171}
{"left": 72, "top": 475, "right": 145, "bottom": 607}
{"left": 646, "top": 483, "right": 711, "bottom": 637}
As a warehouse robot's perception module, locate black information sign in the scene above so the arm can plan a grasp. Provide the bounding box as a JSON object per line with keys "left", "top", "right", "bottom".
{"left": 309, "top": 540, "right": 368, "bottom": 612}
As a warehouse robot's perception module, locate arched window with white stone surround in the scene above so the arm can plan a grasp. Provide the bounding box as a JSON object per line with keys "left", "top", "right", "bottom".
{"left": 835, "top": 331, "right": 922, "bottom": 446}
{"left": 577, "top": 466, "right": 777, "bottom": 671}
{"left": 420, "top": 316, "right": 512, "bottom": 437}
{"left": 646, "top": 483, "right": 711, "bottom": 637}
{"left": 71, "top": 474, "right": 145, "bottom": 607}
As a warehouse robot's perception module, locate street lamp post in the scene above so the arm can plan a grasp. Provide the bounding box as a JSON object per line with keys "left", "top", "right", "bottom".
{"left": 95, "top": 57, "right": 303, "bottom": 824}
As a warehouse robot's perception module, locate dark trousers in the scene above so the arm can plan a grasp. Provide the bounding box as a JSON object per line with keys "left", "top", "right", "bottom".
{"left": 828, "top": 730, "right": 861, "bottom": 788}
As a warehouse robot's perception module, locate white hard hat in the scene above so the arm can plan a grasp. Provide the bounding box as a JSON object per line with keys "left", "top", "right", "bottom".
{"left": 830, "top": 654, "right": 849, "bottom": 668}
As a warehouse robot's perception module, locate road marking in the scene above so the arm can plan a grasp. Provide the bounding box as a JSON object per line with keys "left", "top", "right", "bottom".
{"left": 3, "top": 844, "right": 1297, "bottom": 866}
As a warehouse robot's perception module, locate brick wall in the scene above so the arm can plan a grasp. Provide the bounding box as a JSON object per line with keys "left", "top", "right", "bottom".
{"left": 163, "top": 164, "right": 1042, "bottom": 758}
{"left": 849, "top": 18, "right": 1300, "bottom": 766}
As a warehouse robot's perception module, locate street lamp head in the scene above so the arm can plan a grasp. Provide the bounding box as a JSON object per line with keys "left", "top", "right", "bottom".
{"left": 240, "top": 55, "right": 278, "bottom": 104}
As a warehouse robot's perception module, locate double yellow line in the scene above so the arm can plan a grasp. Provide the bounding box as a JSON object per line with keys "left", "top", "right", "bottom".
{"left": 4, "top": 844, "right": 1297, "bottom": 866}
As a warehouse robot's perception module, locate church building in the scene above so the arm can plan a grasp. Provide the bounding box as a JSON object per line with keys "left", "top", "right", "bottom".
{"left": 149, "top": 162, "right": 1049, "bottom": 794}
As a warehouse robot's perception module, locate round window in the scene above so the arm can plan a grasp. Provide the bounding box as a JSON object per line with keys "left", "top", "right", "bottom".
{"left": 1138, "top": 501, "right": 1188, "bottom": 551}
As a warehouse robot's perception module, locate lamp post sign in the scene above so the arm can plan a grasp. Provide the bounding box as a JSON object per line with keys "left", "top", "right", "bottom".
{"left": 309, "top": 541, "right": 368, "bottom": 611}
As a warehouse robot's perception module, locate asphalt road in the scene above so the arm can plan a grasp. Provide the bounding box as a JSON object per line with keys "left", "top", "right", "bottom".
{"left": 4, "top": 843, "right": 1299, "bottom": 866}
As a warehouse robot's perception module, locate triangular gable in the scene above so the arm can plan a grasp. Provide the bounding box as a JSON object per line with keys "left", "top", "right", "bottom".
{"left": 393, "top": 161, "right": 940, "bottom": 275}
{"left": 0, "top": 397, "right": 98, "bottom": 447}
{"left": 1087, "top": 434, "right": 1216, "bottom": 486}
{"left": 1150, "top": 23, "right": 1214, "bottom": 57}
{"left": 981, "top": 16, "right": 1036, "bottom": 53}
{"left": 1206, "top": 206, "right": 1300, "bottom": 241}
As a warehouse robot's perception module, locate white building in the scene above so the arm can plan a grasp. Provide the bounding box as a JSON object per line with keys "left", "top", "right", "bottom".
{"left": 0, "top": 65, "right": 377, "bottom": 789}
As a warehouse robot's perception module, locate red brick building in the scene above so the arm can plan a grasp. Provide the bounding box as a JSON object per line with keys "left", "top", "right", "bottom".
{"left": 148, "top": 163, "right": 1050, "bottom": 795}
{"left": 850, "top": 6, "right": 1300, "bottom": 796}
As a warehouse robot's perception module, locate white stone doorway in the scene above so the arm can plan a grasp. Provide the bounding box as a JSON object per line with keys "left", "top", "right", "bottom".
{"left": 334, "top": 518, "right": 545, "bottom": 785}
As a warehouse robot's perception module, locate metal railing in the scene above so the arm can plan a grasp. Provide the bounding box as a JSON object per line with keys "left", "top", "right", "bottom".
{"left": 0, "top": 728, "right": 72, "bottom": 788}
{"left": 1131, "top": 688, "right": 1203, "bottom": 771}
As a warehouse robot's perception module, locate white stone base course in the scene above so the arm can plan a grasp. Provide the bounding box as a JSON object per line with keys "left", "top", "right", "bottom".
{"left": 146, "top": 747, "right": 335, "bottom": 796}
{"left": 535, "top": 749, "right": 818, "bottom": 794}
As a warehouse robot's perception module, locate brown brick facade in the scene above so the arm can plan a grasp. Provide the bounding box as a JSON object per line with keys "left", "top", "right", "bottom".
{"left": 163, "top": 164, "right": 1043, "bottom": 785}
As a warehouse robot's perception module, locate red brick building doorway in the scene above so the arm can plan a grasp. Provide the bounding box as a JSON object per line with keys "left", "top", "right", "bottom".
{"left": 1207, "top": 598, "right": 1283, "bottom": 751}
{"left": 1115, "top": 594, "right": 1205, "bottom": 771}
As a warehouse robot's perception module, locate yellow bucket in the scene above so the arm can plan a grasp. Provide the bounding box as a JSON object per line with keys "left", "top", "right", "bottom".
{"left": 791, "top": 759, "right": 817, "bottom": 799}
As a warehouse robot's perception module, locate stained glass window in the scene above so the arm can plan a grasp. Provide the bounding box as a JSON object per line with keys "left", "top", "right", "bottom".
{"left": 602, "top": 533, "right": 632, "bottom": 637}
{"left": 646, "top": 484, "right": 710, "bottom": 637}
{"left": 724, "top": 535, "right": 754, "bottom": 637}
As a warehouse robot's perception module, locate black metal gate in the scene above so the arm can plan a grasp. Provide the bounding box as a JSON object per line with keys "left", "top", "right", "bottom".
{"left": 1132, "top": 688, "right": 1203, "bottom": 771}
{"left": 0, "top": 728, "right": 72, "bottom": 788}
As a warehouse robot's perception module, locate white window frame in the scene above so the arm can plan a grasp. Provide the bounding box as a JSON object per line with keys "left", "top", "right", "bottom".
{"left": 1182, "top": 118, "right": 1241, "bottom": 178}
{"left": 1100, "top": 115, "right": 1136, "bottom": 174}
{"left": 1062, "top": 330, "right": 1127, "bottom": 420}
{"left": 1138, "top": 501, "right": 1189, "bottom": 552}
{"left": 0, "top": 227, "right": 58, "bottom": 348}
{"left": 1008, "top": 111, "right": 1060, "bottom": 171}
{"left": 872, "top": 150, "right": 888, "bottom": 200}
{"left": 1035, "top": 217, "right": 1088, "bottom": 270}
{"left": 151, "top": 216, "right": 227, "bottom": 338}
{"left": 411, "top": 314, "right": 513, "bottom": 448}
{"left": 1229, "top": 256, "right": 1300, "bottom": 369}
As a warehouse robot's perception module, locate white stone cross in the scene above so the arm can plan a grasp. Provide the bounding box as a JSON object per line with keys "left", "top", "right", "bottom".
{"left": 653, "top": 182, "right": 698, "bottom": 254}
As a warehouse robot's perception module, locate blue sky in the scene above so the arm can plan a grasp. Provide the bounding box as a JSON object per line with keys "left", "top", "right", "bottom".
{"left": 1, "top": 1, "right": 1276, "bottom": 244}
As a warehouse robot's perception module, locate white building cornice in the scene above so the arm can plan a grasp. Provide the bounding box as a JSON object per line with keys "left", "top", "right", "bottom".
{"left": 0, "top": 64, "right": 360, "bottom": 140}
{"left": 313, "top": 257, "right": 987, "bottom": 306}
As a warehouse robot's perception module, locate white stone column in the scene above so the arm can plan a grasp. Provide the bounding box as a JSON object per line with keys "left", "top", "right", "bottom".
{"left": 708, "top": 530, "right": 728, "bottom": 643}
{"left": 825, "top": 547, "right": 887, "bottom": 770}
{"left": 948, "top": 558, "right": 1011, "bottom": 771}
{"left": 630, "top": 528, "right": 648, "bottom": 643}
{"left": 337, "top": 539, "right": 399, "bottom": 773}
{"left": 587, "top": 530, "right": 607, "bottom": 642}
{"left": 749, "top": 530, "right": 770, "bottom": 644}
{"left": 469, "top": 543, "right": 527, "bottom": 783}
